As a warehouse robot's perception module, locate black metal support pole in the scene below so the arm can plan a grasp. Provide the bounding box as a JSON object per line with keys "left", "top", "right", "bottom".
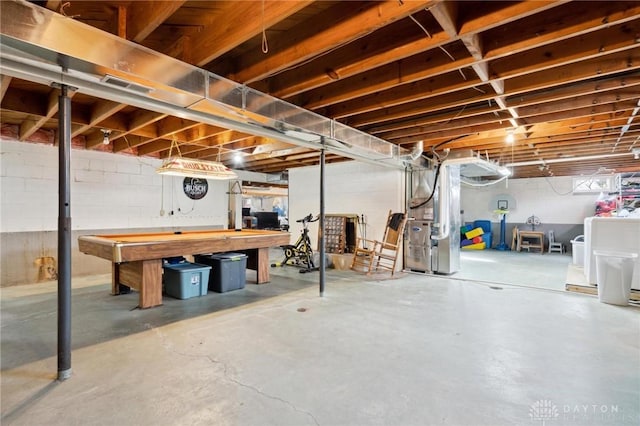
{"left": 57, "top": 84, "right": 72, "bottom": 381}
{"left": 319, "top": 147, "right": 326, "bottom": 297}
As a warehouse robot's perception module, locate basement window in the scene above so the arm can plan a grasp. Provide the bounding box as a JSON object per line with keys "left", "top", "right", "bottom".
{"left": 572, "top": 176, "right": 614, "bottom": 194}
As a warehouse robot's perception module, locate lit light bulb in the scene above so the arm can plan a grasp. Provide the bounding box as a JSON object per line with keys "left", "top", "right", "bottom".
{"left": 505, "top": 131, "right": 515, "bottom": 144}
{"left": 101, "top": 129, "right": 111, "bottom": 145}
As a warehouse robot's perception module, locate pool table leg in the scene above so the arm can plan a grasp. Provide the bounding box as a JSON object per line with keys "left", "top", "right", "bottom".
{"left": 112, "top": 263, "right": 120, "bottom": 295}
{"left": 138, "top": 259, "right": 163, "bottom": 308}
{"left": 115, "top": 259, "right": 163, "bottom": 308}
{"left": 256, "top": 247, "right": 270, "bottom": 284}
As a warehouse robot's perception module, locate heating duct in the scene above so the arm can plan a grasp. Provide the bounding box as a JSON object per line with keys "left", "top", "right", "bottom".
{"left": 0, "top": 0, "right": 416, "bottom": 170}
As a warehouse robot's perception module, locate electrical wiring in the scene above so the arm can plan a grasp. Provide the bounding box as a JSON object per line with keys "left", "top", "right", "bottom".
{"left": 542, "top": 175, "right": 580, "bottom": 196}
{"left": 122, "top": 135, "right": 161, "bottom": 168}
{"left": 259, "top": 37, "right": 354, "bottom": 80}
{"left": 409, "top": 15, "right": 431, "bottom": 38}
{"left": 409, "top": 161, "right": 441, "bottom": 210}
{"left": 261, "top": 0, "right": 269, "bottom": 53}
{"left": 544, "top": 167, "right": 616, "bottom": 196}
{"left": 171, "top": 177, "right": 196, "bottom": 215}
{"left": 408, "top": 13, "right": 461, "bottom": 71}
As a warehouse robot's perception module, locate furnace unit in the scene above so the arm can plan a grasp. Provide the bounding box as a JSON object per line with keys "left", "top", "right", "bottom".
{"left": 404, "top": 164, "right": 460, "bottom": 275}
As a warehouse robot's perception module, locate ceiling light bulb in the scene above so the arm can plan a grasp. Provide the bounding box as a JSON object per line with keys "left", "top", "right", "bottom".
{"left": 505, "top": 131, "right": 515, "bottom": 144}
{"left": 101, "top": 129, "right": 111, "bottom": 145}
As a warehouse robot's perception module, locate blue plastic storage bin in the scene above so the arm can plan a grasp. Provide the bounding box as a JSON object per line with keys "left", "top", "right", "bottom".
{"left": 162, "top": 262, "right": 211, "bottom": 299}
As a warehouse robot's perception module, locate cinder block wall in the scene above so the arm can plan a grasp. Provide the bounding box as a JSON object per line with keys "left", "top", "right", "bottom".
{"left": 1, "top": 140, "right": 229, "bottom": 286}
{"left": 288, "top": 162, "right": 405, "bottom": 255}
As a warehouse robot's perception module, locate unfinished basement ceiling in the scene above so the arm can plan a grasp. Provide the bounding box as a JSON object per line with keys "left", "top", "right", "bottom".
{"left": 1, "top": 0, "right": 639, "bottom": 178}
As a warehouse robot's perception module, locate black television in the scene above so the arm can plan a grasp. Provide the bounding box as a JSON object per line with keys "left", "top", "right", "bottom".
{"left": 254, "top": 211, "right": 280, "bottom": 229}
{"left": 242, "top": 207, "right": 251, "bottom": 217}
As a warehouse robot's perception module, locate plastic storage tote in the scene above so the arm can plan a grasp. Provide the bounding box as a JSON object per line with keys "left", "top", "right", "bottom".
{"left": 570, "top": 235, "right": 585, "bottom": 266}
{"left": 162, "top": 262, "right": 211, "bottom": 299}
{"left": 193, "top": 252, "right": 247, "bottom": 293}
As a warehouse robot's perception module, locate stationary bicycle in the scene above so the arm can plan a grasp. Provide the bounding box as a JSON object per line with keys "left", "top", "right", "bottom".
{"left": 271, "top": 213, "right": 318, "bottom": 273}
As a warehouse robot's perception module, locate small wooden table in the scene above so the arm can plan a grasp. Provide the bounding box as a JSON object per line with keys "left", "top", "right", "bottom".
{"left": 517, "top": 231, "right": 545, "bottom": 254}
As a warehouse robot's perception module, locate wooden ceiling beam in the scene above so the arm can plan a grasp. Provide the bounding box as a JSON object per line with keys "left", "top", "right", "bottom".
{"left": 511, "top": 137, "right": 640, "bottom": 157}
{"left": 381, "top": 111, "right": 510, "bottom": 141}
{"left": 312, "top": 22, "right": 639, "bottom": 116}
{"left": 463, "top": 131, "right": 639, "bottom": 155}
{"left": 325, "top": 71, "right": 485, "bottom": 119}
{"left": 490, "top": 21, "right": 640, "bottom": 80}
{"left": 427, "top": 126, "right": 637, "bottom": 154}
{"left": 483, "top": 1, "right": 640, "bottom": 60}
{"left": 352, "top": 88, "right": 495, "bottom": 128}
{"left": 294, "top": 42, "right": 474, "bottom": 110}
{"left": 119, "top": 116, "right": 202, "bottom": 152}
{"left": 371, "top": 102, "right": 504, "bottom": 135}
{"left": 390, "top": 102, "right": 638, "bottom": 145}
{"left": 381, "top": 87, "right": 638, "bottom": 140}
{"left": 154, "top": 116, "right": 200, "bottom": 141}
{"left": 111, "top": 110, "right": 168, "bottom": 152}
{"left": 1, "top": 87, "right": 49, "bottom": 117}
{"left": 521, "top": 100, "right": 639, "bottom": 128}
{"left": 191, "top": 1, "right": 313, "bottom": 67}
{"left": 429, "top": 1, "right": 458, "bottom": 37}
{"left": 267, "top": 1, "right": 564, "bottom": 101}
{"left": 71, "top": 100, "right": 127, "bottom": 139}
{"left": 504, "top": 50, "right": 640, "bottom": 97}
{"left": 0, "top": 75, "right": 12, "bottom": 103}
{"left": 155, "top": 131, "right": 256, "bottom": 160}
{"left": 232, "top": 0, "right": 434, "bottom": 84}
{"left": 265, "top": 20, "right": 451, "bottom": 99}
{"left": 517, "top": 89, "right": 639, "bottom": 119}
{"left": 506, "top": 73, "right": 640, "bottom": 109}
{"left": 19, "top": 89, "right": 61, "bottom": 141}
{"left": 44, "top": 1, "right": 62, "bottom": 11}
{"left": 136, "top": 140, "right": 172, "bottom": 156}
{"left": 332, "top": 48, "right": 639, "bottom": 124}
{"left": 127, "top": 1, "right": 186, "bottom": 43}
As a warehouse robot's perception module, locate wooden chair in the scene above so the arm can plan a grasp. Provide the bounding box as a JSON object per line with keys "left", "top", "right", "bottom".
{"left": 351, "top": 210, "right": 407, "bottom": 276}
{"left": 548, "top": 230, "right": 564, "bottom": 253}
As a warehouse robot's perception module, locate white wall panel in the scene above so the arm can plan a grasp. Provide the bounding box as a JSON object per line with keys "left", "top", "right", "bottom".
{"left": 461, "top": 176, "right": 599, "bottom": 225}
{"left": 289, "top": 161, "right": 404, "bottom": 249}
{"left": 1, "top": 140, "right": 229, "bottom": 232}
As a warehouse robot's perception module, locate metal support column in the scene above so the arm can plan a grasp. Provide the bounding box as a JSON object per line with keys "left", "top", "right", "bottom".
{"left": 319, "top": 147, "right": 326, "bottom": 297}
{"left": 57, "top": 84, "right": 72, "bottom": 381}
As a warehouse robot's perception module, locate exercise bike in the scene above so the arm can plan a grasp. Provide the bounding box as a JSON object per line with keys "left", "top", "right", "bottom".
{"left": 271, "top": 213, "right": 318, "bottom": 273}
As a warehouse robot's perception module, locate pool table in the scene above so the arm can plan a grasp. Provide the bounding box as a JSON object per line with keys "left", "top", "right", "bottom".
{"left": 78, "top": 229, "right": 290, "bottom": 308}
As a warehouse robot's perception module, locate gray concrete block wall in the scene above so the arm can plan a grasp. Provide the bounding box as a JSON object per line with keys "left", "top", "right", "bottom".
{"left": 1, "top": 226, "right": 223, "bottom": 287}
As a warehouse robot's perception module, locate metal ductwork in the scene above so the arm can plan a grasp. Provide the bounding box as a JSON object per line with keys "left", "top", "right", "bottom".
{"left": 0, "top": 0, "right": 416, "bottom": 170}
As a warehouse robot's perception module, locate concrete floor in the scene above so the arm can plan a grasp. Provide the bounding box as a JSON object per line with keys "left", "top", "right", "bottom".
{"left": 457, "top": 249, "right": 573, "bottom": 291}
{"left": 1, "top": 250, "right": 639, "bottom": 426}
